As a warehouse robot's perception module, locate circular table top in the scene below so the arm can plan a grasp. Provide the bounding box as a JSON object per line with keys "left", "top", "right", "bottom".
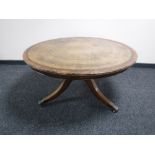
{"left": 23, "top": 37, "right": 137, "bottom": 79}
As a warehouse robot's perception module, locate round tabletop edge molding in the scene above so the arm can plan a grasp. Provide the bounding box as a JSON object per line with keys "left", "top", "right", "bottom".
{"left": 23, "top": 37, "right": 138, "bottom": 79}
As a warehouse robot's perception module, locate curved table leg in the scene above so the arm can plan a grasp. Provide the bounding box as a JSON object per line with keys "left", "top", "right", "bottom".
{"left": 85, "top": 79, "right": 118, "bottom": 113}
{"left": 38, "top": 79, "right": 72, "bottom": 105}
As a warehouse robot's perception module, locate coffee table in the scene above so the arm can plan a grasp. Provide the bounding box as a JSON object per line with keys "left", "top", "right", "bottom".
{"left": 23, "top": 37, "right": 137, "bottom": 113}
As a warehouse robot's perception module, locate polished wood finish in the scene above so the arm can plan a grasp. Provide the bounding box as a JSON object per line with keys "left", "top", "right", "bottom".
{"left": 85, "top": 80, "right": 118, "bottom": 112}
{"left": 23, "top": 37, "right": 138, "bottom": 112}
{"left": 38, "top": 79, "right": 72, "bottom": 105}
{"left": 39, "top": 79, "right": 118, "bottom": 112}
{"left": 23, "top": 37, "right": 137, "bottom": 80}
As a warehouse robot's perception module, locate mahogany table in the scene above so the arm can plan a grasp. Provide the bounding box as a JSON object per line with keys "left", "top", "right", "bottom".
{"left": 23, "top": 37, "right": 137, "bottom": 113}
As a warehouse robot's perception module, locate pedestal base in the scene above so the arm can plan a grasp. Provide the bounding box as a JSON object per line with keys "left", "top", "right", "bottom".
{"left": 38, "top": 79, "right": 118, "bottom": 113}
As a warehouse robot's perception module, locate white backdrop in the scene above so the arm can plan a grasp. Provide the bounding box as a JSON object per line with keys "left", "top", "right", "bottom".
{"left": 0, "top": 19, "right": 155, "bottom": 63}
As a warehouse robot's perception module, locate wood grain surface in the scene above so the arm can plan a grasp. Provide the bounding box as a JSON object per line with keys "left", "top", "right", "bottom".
{"left": 23, "top": 37, "right": 137, "bottom": 79}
